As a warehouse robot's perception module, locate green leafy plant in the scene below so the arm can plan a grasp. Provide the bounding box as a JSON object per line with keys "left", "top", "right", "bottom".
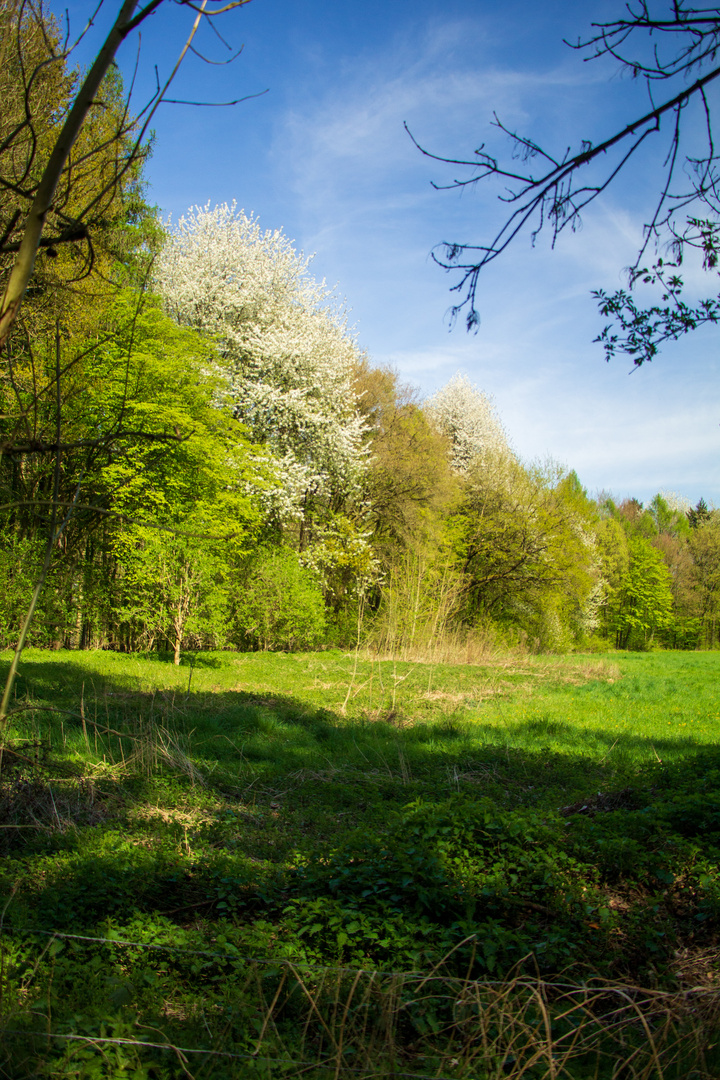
{"left": 233, "top": 548, "right": 326, "bottom": 651}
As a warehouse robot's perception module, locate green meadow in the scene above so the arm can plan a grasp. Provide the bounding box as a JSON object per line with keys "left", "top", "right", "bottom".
{"left": 2, "top": 647, "right": 720, "bottom": 1078}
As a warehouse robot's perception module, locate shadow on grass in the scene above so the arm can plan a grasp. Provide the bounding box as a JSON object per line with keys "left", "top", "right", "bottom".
{"left": 135, "top": 649, "right": 229, "bottom": 668}
{"left": 2, "top": 653, "right": 717, "bottom": 800}
{"left": 3, "top": 651, "right": 720, "bottom": 996}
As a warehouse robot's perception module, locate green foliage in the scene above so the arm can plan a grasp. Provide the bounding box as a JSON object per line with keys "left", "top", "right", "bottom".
{"left": 649, "top": 494, "right": 691, "bottom": 540}
{"left": 285, "top": 796, "right": 589, "bottom": 974}
{"left": 353, "top": 359, "right": 458, "bottom": 551}
{"left": 688, "top": 497, "right": 712, "bottom": 530}
{"left": 301, "top": 513, "right": 380, "bottom": 616}
{"left": 0, "top": 293, "right": 269, "bottom": 656}
{"left": 609, "top": 536, "right": 674, "bottom": 649}
{"left": 101, "top": 300, "right": 266, "bottom": 656}
{"left": 0, "top": 535, "right": 44, "bottom": 648}
{"left": 5, "top": 3, "right": 720, "bottom": 1061}
{"left": 688, "top": 513, "right": 720, "bottom": 647}
{"left": 3, "top": 271, "right": 720, "bottom": 659}
{"left": 594, "top": 494, "right": 720, "bottom": 651}
{"left": 454, "top": 455, "right": 599, "bottom": 649}
{"left": 233, "top": 548, "right": 326, "bottom": 651}
{"left": 0, "top": 6, "right": 155, "bottom": 336}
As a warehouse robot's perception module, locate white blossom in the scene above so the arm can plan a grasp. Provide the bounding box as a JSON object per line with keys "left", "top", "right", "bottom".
{"left": 425, "top": 373, "right": 509, "bottom": 472}
{"left": 155, "top": 203, "right": 367, "bottom": 518}
{"left": 657, "top": 490, "right": 692, "bottom": 515}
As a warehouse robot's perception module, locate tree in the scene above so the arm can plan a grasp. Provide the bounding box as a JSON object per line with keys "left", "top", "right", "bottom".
{"left": 424, "top": 373, "right": 509, "bottom": 472}
{"left": 688, "top": 497, "right": 712, "bottom": 529}
{"left": 115, "top": 526, "right": 232, "bottom": 662}
{"left": 346, "top": 360, "right": 460, "bottom": 652}
{"left": 416, "top": 2, "right": 720, "bottom": 363}
{"left": 233, "top": 547, "right": 326, "bottom": 652}
{"left": 595, "top": 515, "right": 631, "bottom": 641}
{"left": 688, "top": 511, "right": 720, "bottom": 646}
{"left": 607, "top": 535, "right": 674, "bottom": 649}
{"left": 155, "top": 203, "right": 368, "bottom": 536}
{"left": 0, "top": 0, "right": 249, "bottom": 348}
{"left": 352, "top": 359, "right": 457, "bottom": 549}
{"left": 0, "top": 0, "right": 249, "bottom": 721}
{"left": 454, "top": 453, "right": 600, "bottom": 649}
{"left": 99, "top": 299, "right": 264, "bottom": 662}
{"left": 0, "top": 291, "right": 266, "bottom": 659}
{"left": 649, "top": 492, "right": 691, "bottom": 538}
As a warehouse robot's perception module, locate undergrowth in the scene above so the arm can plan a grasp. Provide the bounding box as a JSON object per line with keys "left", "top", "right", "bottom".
{"left": 1, "top": 647, "right": 719, "bottom": 1077}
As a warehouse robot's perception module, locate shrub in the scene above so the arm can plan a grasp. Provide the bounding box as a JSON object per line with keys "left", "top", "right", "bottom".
{"left": 233, "top": 548, "right": 326, "bottom": 651}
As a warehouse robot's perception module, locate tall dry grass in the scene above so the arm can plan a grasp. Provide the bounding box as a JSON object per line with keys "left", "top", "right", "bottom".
{"left": 365, "top": 549, "right": 513, "bottom": 665}
{"left": 241, "top": 961, "right": 720, "bottom": 1079}
{"left": 3, "top": 943, "right": 719, "bottom": 1079}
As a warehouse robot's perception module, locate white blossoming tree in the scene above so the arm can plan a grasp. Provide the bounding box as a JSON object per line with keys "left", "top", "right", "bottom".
{"left": 425, "top": 373, "right": 509, "bottom": 472}
{"left": 155, "top": 203, "right": 367, "bottom": 530}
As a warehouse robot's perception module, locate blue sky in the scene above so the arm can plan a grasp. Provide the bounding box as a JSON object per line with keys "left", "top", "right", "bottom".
{"left": 70, "top": 0, "right": 720, "bottom": 505}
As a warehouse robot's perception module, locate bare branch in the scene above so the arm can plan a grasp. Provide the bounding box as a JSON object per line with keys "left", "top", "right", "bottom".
{"left": 0, "top": 0, "right": 142, "bottom": 347}
{"left": 162, "top": 87, "right": 268, "bottom": 106}
{"left": 0, "top": 0, "right": 253, "bottom": 348}
{"left": 417, "top": 4, "right": 720, "bottom": 334}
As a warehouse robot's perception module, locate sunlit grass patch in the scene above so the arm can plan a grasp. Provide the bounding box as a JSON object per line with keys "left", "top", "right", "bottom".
{"left": 461, "top": 651, "right": 720, "bottom": 766}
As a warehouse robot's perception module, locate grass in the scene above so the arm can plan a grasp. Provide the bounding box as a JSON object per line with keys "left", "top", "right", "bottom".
{"left": 1, "top": 645, "right": 720, "bottom": 1077}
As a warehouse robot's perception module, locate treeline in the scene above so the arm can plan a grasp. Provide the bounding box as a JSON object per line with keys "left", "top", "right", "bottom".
{"left": 1, "top": 3, "right": 718, "bottom": 660}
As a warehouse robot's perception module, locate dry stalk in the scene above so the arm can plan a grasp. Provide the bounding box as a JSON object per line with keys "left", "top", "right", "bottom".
{"left": 3, "top": 954, "right": 720, "bottom": 1077}
{"left": 242, "top": 964, "right": 720, "bottom": 1078}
